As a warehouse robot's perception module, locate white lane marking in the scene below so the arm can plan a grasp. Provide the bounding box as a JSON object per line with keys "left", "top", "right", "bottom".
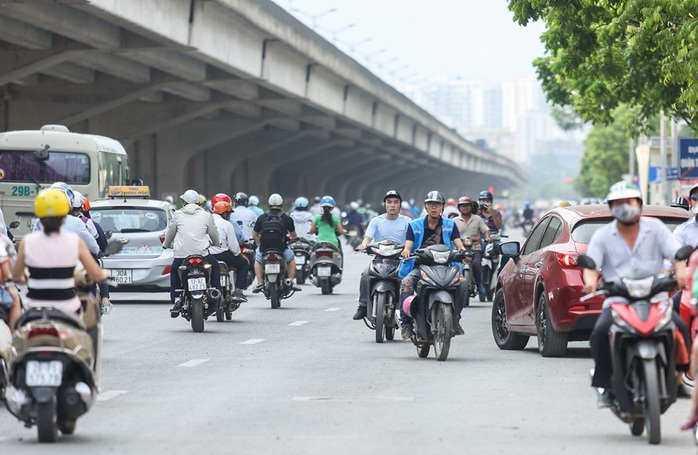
{"left": 288, "top": 320, "right": 308, "bottom": 326}
{"left": 324, "top": 307, "right": 341, "bottom": 312}
{"left": 292, "top": 396, "right": 414, "bottom": 402}
{"left": 240, "top": 338, "right": 265, "bottom": 345}
{"left": 97, "top": 390, "right": 128, "bottom": 402}
{"left": 177, "top": 358, "right": 210, "bottom": 368}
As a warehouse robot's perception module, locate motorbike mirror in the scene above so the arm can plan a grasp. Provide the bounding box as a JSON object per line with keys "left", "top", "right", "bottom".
{"left": 675, "top": 245, "right": 694, "bottom": 261}
{"left": 499, "top": 241, "right": 520, "bottom": 257}
{"left": 103, "top": 241, "right": 124, "bottom": 256}
{"left": 8, "top": 220, "right": 19, "bottom": 229}
{"left": 576, "top": 254, "right": 596, "bottom": 270}
{"left": 105, "top": 230, "right": 113, "bottom": 239}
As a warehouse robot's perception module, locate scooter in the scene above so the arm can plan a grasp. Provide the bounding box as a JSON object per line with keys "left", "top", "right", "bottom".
{"left": 290, "top": 238, "right": 313, "bottom": 285}
{"left": 176, "top": 255, "right": 220, "bottom": 332}
{"left": 239, "top": 241, "right": 256, "bottom": 289}
{"left": 262, "top": 249, "right": 295, "bottom": 309}
{"left": 359, "top": 241, "right": 404, "bottom": 343}
{"left": 215, "top": 262, "right": 243, "bottom": 322}
{"left": 403, "top": 245, "right": 465, "bottom": 361}
{"left": 578, "top": 246, "right": 692, "bottom": 445}
{"left": 458, "top": 237, "right": 479, "bottom": 309}
{"left": 481, "top": 233, "right": 506, "bottom": 302}
{"left": 310, "top": 242, "right": 342, "bottom": 295}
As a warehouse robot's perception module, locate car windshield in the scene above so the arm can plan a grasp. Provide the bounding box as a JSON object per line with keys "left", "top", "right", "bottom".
{"left": 571, "top": 217, "right": 685, "bottom": 243}
{"left": 91, "top": 207, "right": 167, "bottom": 233}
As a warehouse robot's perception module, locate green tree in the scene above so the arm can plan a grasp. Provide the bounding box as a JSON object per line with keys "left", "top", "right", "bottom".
{"left": 508, "top": 0, "right": 698, "bottom": 134}
{"left": 575, "top": 108, "right": 630, "bottom": 197}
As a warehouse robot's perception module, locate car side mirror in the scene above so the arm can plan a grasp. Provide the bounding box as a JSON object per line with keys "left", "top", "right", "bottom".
{"left": 675, "top": 245, "right": 694, "bottom": 261}
{"left": 576, "top": 254, "right": 596, "bottom": 270}
{"left": 8, "top": 221, "right": 20, "bottom": 229}
{"left": 499, "top": 241, "right": 520, "bottom": 257}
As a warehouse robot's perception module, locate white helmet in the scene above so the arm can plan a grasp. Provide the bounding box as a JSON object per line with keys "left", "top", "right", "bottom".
{"left": 71, "top": 191, "right": 84, "bottom": 209}
{"left": 350, "top": 201, "right": 360, "bottom": 210}
{"left": 181, "top": 189, "right": 200, "bottom": 205}
{"left": 268, "top": 193, "right": 283, "bottom": 207}
{"left": 606, "top": 181, "right": 642, "bottom": 203}
{"left": 249, "top": 195, "right": 260, "bottom": 206}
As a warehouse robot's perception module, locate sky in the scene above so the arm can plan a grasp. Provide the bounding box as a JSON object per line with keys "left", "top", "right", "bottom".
{"left": 272, "top": 0, "right": 547, "bottom": 85}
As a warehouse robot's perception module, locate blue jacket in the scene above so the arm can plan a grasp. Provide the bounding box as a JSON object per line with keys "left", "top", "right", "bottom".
{"left": 398, "top": 216, "right": 461, "bottom": 278}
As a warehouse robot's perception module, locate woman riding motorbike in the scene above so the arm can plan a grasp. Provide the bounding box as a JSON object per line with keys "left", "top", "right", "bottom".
{"left": 310, "top": 196, "right": 346, "bottom": 265}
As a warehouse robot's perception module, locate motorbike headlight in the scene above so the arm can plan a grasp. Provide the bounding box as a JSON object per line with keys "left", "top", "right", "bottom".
{"left": 432, "top": 250, "right": 450, "bottom": 264}
{"left": 622, "top": 276, "right": 654, "bottom": 299}
{"left": 379, "top": 244, "right": 395, "bottom": 256}
{"left": 611, "top": 309, "right": 637, "bottom": 334}
{"left": 653, "top": 302, "right": 673, "bottom": 333}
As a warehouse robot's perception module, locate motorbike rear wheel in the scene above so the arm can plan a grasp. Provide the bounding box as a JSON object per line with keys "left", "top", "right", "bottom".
{"left": 321, "top": 280, "right": 332, "bottom": 295}
{"left": 37, "top": 398, "right": 58, "bottom": 443}
{"left": 374, "top": 293, "right": 386, "bottom": 343}
{"left": 296, "top": 268, "right": 305, "bottom": 285}
{"left": 433, "top": 304, "right": 453, "bottom": 361}
{"left": 190, "top": 297, "right": 205, "bottom": 333}
{"left": 642, "top": 359, "right": 661, "bottom": 444}
{"left": 269, "top": 283, "right": 280, "bottom": 309}
{"left": 216, "top": 300, "right": 225, "bottom": 322}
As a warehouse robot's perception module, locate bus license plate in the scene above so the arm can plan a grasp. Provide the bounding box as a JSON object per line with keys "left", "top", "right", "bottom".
{"left": 25, "top": 360, "right": 63, "bottom": 387}
{"left": 317, "top": 267, "right": 332, "bottom": 277}
{"left": 295, "top": 255, "right": 306, "bottom": 264}
{"left": 111, "top": 269, "right": 132, "bottom": 284}
{"left": 188, "top": 277, "right": 207, "bottom": 291}
{"left": 265, "top": 264, "right": 280, "bottom": 274}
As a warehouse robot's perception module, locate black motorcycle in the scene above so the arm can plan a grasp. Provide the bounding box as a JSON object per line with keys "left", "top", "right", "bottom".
{"left": 458, "top": 237, "right": 479, "bottom": 309}
{"left": 404, "top": 245, "right": 465, "bottom": 361}
{"left": 262, "top": 249, "right": 295, "bottom": 309}
{"left": 290, "top": 238, "right": 313, "bottom": 285}
{"left": 481, "top": 234, "right": 507, "bottom": 301}
{"left": 216, "top": 262, "right": 242, "bottom": 322}
{"left": 239, "top": 241, "right": 256, "bottom": 289}
{"left": 359, "top": 241, "right": 404, "bottom": 343}
{"left": 177, "top": 255, "right": 220, "bottom": 332}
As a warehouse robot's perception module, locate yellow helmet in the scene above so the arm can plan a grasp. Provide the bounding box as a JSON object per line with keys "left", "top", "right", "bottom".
{"left": 198, "top": 194, "right": 206, "bottom": 205}
{"left": 556, "top": 200, "right": 571, "bottom": 207}
{"left": 34, "top": 188, "right": 70, "bottom": 218}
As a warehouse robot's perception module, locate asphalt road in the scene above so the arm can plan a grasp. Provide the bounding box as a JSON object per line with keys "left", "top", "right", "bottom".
{"left": 1, "top": 236, "right": 695, "bottom": 453}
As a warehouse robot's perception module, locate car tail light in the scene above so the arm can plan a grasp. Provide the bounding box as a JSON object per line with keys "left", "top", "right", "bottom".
{"left": 568, "top": 305, "right": 586, "bottom": 311}
{"left": 267, "top": 253, "right": 278, "bottom": 263}
{"left": 162, "top": 265, "right": 171, "bottom": 275}
{"left": 28, "top": 326, "right": 59, "bottom": 339}
{"left": 188, "top": 257, "right": 203, "bottom": 265}
{"left": 316, "top": 251, "right": 333, "bottom": 258}
{"left": 556, "top": 253, "right": 578, "bottom": 267}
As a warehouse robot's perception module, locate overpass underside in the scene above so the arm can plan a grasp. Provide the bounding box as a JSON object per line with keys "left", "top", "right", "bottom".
{"left": 0, "top": 0, "right": 524, "bottom": 204}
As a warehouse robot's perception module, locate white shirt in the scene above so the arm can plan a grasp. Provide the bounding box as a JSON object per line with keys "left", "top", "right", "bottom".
{"left": 673, "top": 216, "right": 698, "bottom": 247}
{"left": 210, "top": 214, "right": 240, "bottom": 255}
{"left": 290, "top": 210, "right": 316, "bottom": 241}
{"left": 230, "top": 206, "right": 257, "bottom": 242}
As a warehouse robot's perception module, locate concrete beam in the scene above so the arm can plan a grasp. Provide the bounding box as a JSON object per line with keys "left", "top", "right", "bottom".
{"left": 0, "top": 14, "right": 53, "bottom": 50}
{"left": 42, "top": 63, "right": 96, "bottom": 84}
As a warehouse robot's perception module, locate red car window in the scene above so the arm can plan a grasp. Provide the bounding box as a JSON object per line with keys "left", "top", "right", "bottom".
{"left": 539, "top": 217, "right": 563, "bottom": 249}
{"left": 522, "top": 217, "right": 551, "bottom": 255}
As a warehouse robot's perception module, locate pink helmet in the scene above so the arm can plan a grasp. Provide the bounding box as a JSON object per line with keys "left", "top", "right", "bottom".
{"left": 402, "top": 293, "right": 417, "bottom": 318}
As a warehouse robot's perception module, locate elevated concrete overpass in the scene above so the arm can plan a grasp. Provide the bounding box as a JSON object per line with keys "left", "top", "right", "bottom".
{"left": 0, "top": 0, "right": 525, "bottom": 203}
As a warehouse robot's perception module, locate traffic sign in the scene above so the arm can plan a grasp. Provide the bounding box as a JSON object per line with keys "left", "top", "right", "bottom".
{"left": 679, "top": 138, "right": 698, "bottom": 179}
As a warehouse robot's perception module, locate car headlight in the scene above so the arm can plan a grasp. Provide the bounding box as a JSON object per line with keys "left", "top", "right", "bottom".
{"left": 432, "top": 250, "right": 449, "bottom": 264}
{"left": 622, "top": 276, "right": 654, "bottom": 299}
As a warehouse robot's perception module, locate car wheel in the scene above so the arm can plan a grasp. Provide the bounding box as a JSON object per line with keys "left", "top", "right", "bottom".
{"left": 536, "top": 292, "right": 568, "bottom": 357}
{"left": 491, "top": 289, "right": 528, "bottom": 350}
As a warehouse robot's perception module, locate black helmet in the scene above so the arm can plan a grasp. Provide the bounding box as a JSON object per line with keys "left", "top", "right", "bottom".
{"left": 233, "top": 192, "right": 249, "bottom": 207}
{"left": 424, "top": 191, "right": 445, "bottom": 204}
{"left": 671, "top": 196, "right": 690, "bottom": 211}
{"left": 478, "top": 190, "right": 493, "bottom": 201}
{"left": 384, "top": 190, "right": 402, "bottom": 203}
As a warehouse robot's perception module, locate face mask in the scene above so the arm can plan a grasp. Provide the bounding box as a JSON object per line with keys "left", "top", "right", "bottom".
{"left": 611, "top": 203, "right": 641, "bottom": 224}
{"left": 692, "top": 206, "right": 698, "bottom": 215}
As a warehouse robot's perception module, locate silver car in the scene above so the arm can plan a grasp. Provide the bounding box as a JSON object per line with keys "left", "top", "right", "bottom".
{"left": 90, "top": 198, "right": 174, "bottom": 291}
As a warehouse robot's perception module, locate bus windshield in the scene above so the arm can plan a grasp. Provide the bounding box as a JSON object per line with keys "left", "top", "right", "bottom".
{"left": 0, "top": 150, "right": 90, "bottom": 184}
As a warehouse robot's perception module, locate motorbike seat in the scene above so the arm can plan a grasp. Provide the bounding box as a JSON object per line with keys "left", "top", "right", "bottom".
{"left": 313, "top": 242, "right": 339, "bottom": 252}
{"left": 15, "top": 306, "right": 86, "bottom": 331}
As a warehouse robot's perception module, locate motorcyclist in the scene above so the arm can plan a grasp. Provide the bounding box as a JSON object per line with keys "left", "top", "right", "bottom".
{"left": 453, "top": 196, "right": 490, "bottom": 300}
{"left": 582, "top": 181, "right": 690, "bottom": 407}
{"left": 681, "top": 263, "right": 698, "bottom": 430}
{"left": 163, "top": 189, "right": 222, "bottom": 317}
{"left": 478, "top": 190, "right": 503, "bottom": 236}
{"left": 0, "top": 230, "right": 20, "bottom": 353}
{"left": 310, "top": 196, "right": 346, "bottom": 261}
{"left": 345, "top": 201, "right": 364, "bottom": 237}
{"left": 400, "top": 201, "right": 414, "bottom": 219}
{"left": 210, "top": 199, "right": 249, "bottom": 302}
{"left": 248, "top": 195, "right": 264, "bottom": 218}
{"left": 352, "top": 190, "right": 411, "bottom": 320}
{"left": 290, "top": 196, "right": 316, "bottom": 242}
{"left": 673, "top": 183, "right": 698, "bottom": 248}
{"left": 310, "top": 196, "right": 322, "bottom": 216}
{"left": 443, "top": 198, "right": 459, "bottom": 218}
{"left": 212, "top": 193, "right": 243, "bottom": 242}
{"left": 522, "top": 201, "right": 534, "bottom": 224}
{"left": 398, "top": 191, "right": 465, "bottom": 339}
{"left": 12, "top": 189, "right": 108, "bottom": 313}
{"left": 75, "top": 193, "right": 112, "bottom": 314}
{"left": 230, "top": 192, "right": 258, "bottom": 244}
{"left": 251, "top": 194, "right": 302, "bottom": 293}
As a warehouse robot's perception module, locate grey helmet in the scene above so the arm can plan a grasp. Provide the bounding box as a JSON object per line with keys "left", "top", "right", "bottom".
{"left": 424, "top": 191, "right": 445, "bottom": 204}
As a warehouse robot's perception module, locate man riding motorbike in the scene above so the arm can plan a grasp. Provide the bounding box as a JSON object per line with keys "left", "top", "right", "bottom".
{"left": 399, "top": 191, "right": 465, "bottom": 339}
{"left": 453, "top": 196, "right": 490, "bottom": 300}
{"left": 290, "top": 197, "right": 316, "bottom": 242}
{"left": 522, "top": 201, "right": 534, "bottom": 224}
{"left": 345, "top": 201, "right": 364, "bottom": 237}
{"left": 353, "top": 190, "right": 411, "bottom": 320}
{"left": 163, "top": 189, "right": 222, "bottom": 317}
{"left": 210, "top": 198, "right": 249, "bottom": 302}
{"left": 582, "top": 181, "right": 691, "bottom": 407}
{"left": 248, "top": 195, "right": 264, "bottom": 218}
{"left": 251, "top": 194, "right": 302, "bottom": 293}
{"left": 230, "top": 192, "right": 258, "bottom": 244}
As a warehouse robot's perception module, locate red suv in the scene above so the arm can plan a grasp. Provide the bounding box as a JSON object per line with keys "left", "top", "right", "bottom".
{"left": 491, "top": 204, "right": 689, "bottom": 357}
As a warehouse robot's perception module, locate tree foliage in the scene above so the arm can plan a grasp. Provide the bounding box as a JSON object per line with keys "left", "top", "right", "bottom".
{"left": 575, "top": 107, "right": 630, "bottom": 197}
{"left": 508, "top": 0, "right": 698, "bottom": 134}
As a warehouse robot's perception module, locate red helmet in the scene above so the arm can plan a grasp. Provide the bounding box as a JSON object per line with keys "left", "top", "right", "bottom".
{"left": 213, "top": 200, "right": 232, "bottom": 215}
{"left": 211, "top": 193, "right": 231, "bottom": 207}
{"left": 446, "top": 198, "right": 456, "bottom": 206}
{"left": 457, "top": 196, "right": 473, "bottom": 207}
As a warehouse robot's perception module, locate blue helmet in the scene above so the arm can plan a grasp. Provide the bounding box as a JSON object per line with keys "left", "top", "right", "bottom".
{"left": 50, "top": 182, "right": 74, "bottom": 207}
{"left": 320, "top": 195, "right": 335, "bottom": 208}
{"left": 294, "top": 196, "right": 309, "bottom": 208}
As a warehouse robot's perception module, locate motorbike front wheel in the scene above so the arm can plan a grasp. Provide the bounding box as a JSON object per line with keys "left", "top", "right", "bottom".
{"left": 37, "top": 398, "right": 58, "bottom": 443}
{"left": 417, "top": 343, "right": 430, "bottom": 358}
{"left": 216, "top": 298, "right": 225, "bottom": 322}
{"left": 385, "top": 297, "right": 396, "bottom": 341}
{"left": 374, "top": 293, "right": 386, "bottom": 343}
{"left": 642, "top": 359, "right": 662, "bottom": 444}
{"left": 433, "top": 304, "right": 453, "bottom": 361}
{"left": 190, "top": 297, "right": 205, "bottom": 333}
{"left": 58, "top": 418, "right": 77, "bottom": 435}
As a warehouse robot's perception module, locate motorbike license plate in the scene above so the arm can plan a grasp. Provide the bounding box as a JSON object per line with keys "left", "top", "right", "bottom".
{"left": 265, "top": 264, "right": 281, "bottom": 274}
{"left": 220, "top": 276, "right": 227, "bottom": 287}
{"left": 317, "top": 266, "right": 332, "bottom": 277}
{"left": 25, "top": 360, "right": 63, "bottom": 387}
{"left": 188, "top": 277, "right": 207, "bottom": 291}
{"left": 295, "top": 255, "right": 306, "bottom": 265}
{"left": 110, "top": 269, "right": 132, "bottom": 284}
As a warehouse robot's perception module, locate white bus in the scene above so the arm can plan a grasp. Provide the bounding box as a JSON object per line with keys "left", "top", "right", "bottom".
{"left": 0, "top": 124, "right": 129, "bottom": 237}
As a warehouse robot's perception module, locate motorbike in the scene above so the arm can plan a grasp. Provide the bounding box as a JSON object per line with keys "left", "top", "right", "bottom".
{"left": 481, "top": 233, "right": 506, "bottom": 302}
{"left": 238, "top": 241, "right": 256, "bottom": 289}
{"left": 262, "top": 249, "right": 295, "bottom": 309}
{"left": 290, "top": 238, "right": 313, "bottom": 285}
{"left": 176, "top": 254, "right": 221, "bottom": 332}
{"left": 521, "top": 218, "right": 534, "bottom": 237}
{"left": 402, "top": 245, "right": 466, "bottom": 361}
{"left": 310, "top": 241, "right": 343, "bottom": 295}
{"left": 215, "top": 261, "right": 243, "bottom": 322}
{"left": 358, "top": 241, "right": 404, "bottom": 343}
{"left": 345, "top": 225, "right": 363, "bottom": 250}
{"left": 458, "top": 237, "right": 479, "bottom": 309}
{"left": 578, "top": 246, "right": 692, "bottom": 445}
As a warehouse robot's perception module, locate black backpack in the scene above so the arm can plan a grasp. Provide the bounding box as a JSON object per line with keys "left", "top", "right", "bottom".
{"left": 259, "top": 212, "right": 287, "bottom": 252}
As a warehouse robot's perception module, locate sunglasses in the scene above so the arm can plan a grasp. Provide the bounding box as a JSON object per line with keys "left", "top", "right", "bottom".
{"left": 691, "top": 194, "right": 698, "bottom": 201}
